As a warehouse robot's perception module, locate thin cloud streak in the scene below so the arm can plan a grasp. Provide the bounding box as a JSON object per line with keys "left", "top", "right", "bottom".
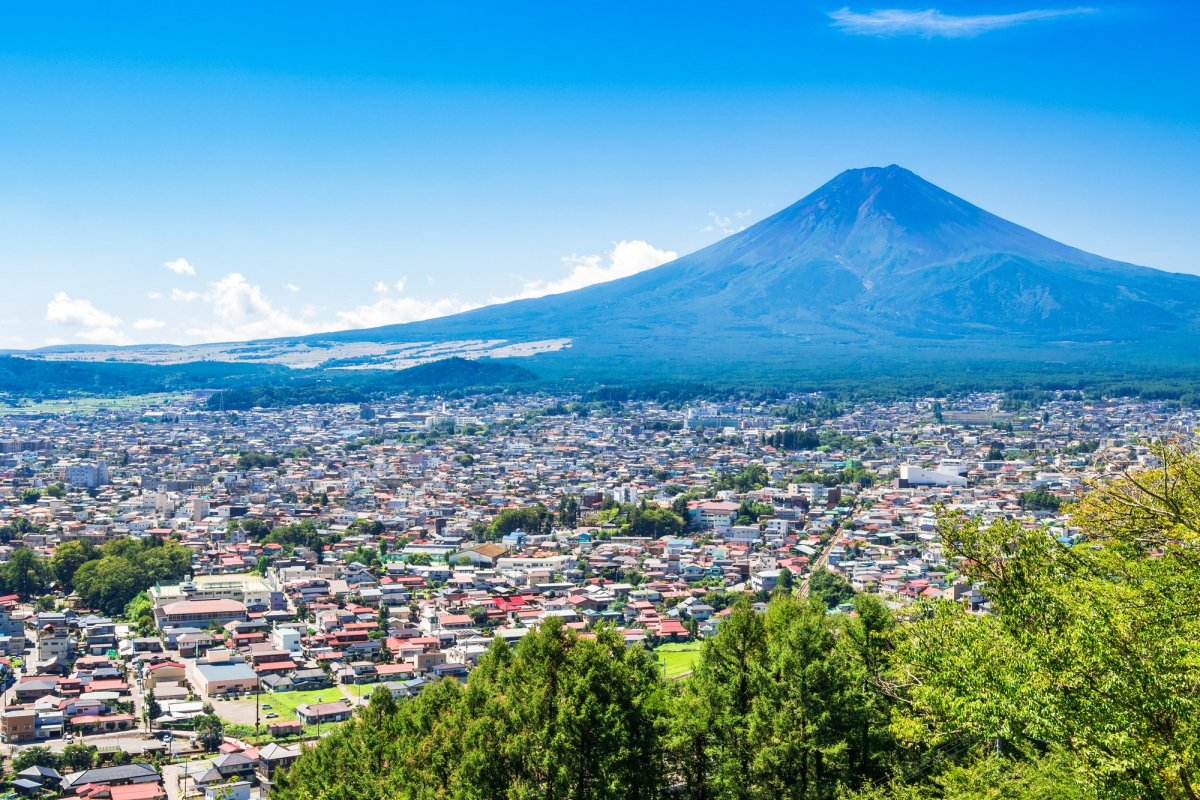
{"left": 828, "top": 6, "right": 1094, "bottom": 38}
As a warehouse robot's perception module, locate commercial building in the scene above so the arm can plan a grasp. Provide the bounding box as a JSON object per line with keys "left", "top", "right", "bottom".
{"left": 154, "top": 599, "right": 248, "bottom": 630}
{"left": 193, "top": 650, "right": 260, "bottom": 697}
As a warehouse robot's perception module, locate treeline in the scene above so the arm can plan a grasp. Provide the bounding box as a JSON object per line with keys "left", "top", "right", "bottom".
{"left": 274, "top": 439, "right": 1200, "bottom": 799}
{"left": 11, "top": 349, "right": 1200, "bottom": 411}
{"left": 0, "top": 355, "right": 284, "bottom": 398}
{"left": 206, "top": 357, "right": 537, "bottom": 410}
{"left": 0, "top": 536, "right": 193, "bottom": 619}
{"left": 52, "top": 538, "right": 193, "bottom": 616}
{"left": 764, "top": 428, "right": 820, "bottom": 451}
{"left": 276, "top": 592, "right": 899, "bottom": 800}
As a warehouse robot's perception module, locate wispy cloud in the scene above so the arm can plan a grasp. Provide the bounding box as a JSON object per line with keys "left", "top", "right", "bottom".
{"left": 335, "top": 279, "right": 479, "bottom": 330}
{"left": 702, "top": 210, "right": 753, "bottom": 236}
{"left": 828, "top": 6, "right": 1093, "bottom": 38}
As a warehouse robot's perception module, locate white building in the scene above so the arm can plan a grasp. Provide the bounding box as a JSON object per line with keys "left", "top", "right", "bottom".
{"left": 899, "top": 465, "right": 967, "bottom": 488}
{"left": 64, "top": 460, "right": 109, "bottom": 488}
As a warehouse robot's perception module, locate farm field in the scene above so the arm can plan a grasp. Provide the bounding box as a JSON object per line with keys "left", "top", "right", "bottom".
{"left": 655, "top": 642, "right": 703, "bottom": 678}
{"left": 0, "top": 392, "right": 187, "bottom": 416}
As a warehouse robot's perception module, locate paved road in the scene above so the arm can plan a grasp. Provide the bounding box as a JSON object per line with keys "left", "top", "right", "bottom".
{"left": 799, "top": 518, "right": 850, "bottom": 598}
{"left": 161, "top": 759, "right": 215, "bottom": 800}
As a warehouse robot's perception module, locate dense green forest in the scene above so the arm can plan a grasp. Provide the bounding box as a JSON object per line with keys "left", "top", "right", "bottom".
{"left": 9, "top": 351, "right": 1200, "bottom": 410}
{"left": 0, "top": 355, "right": 285, "bottom": 396}
{"left": 273, "top": 440, "right": 1200, "bottom": 800}
{"left": 204, "top": 357, "right": 538, "bottom": 409}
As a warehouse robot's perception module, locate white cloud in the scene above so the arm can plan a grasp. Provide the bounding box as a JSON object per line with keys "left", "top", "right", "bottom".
{"left": 185, "top": 272, "right": 320, "bottom": 341}
{"left": 44, "top": 293, "right": 129, "bottom": 345}
{"left": 503, "top": 240, "right": 678, "bottom": 301}
{"left": 828, "top": 6, "right": 1092, "bottom": 38}
{"left": 45, "top": 292, "right": 122, "bottom": 329}
{"left": 702, "top": 210, "right": 753, "bottom": 235}
{"left": 37, "top": 239, "right": 680, "bottom": 346}
{"left": 164, "top": 257, "right": 197, "bottom": 276}
{"left": 374, "top": 280, "right": 405, "bottom": 294}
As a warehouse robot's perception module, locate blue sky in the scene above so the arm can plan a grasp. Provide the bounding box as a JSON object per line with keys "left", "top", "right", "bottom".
{"left": 2, "top": 1, "right": 1197, "bottom": 347}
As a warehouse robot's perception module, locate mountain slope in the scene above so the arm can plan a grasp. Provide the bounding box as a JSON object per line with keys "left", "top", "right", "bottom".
{"left": 315, "top": 165, "right": 1200, "bottom": 367}
{"left": 23, "top": 165, "right": 1200, "bottom": 381}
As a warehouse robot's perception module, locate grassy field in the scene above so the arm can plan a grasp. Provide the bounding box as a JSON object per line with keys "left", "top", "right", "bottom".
{"left": 0, "top": 392, "right": 188, "bottom": 416}
{"left": 656, "top": 642, "right": 703, "bottom": 678}
{"left": 216, "top": 687, "right": 351, "bottom": 744}
{"left": 259, "top": 687, "right": 346, "bottom": 721}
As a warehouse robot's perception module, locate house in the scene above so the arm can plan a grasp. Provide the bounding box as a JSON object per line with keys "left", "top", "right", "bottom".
{"left": 177, "top": 632, "right": 216, "bottom": 659}
{"left": 204, "top": 783, "right": 250, "bottom": 800}
{"left": 295, "top": 700, "right": 354, "bottom": 725}
{"left": 144, "top": 661, "right": 186, "bottom": 689}
{"left": 59, "top": 762, "right": 161, "bottom": 792}
{"left": 266, "top": 720, "right": 303, "bottom": 737}
{"left": 271, "top": 627, "right": 301, "bottom": 656}
{"left": 0, "top": 708, "right": 37, "bottom": 742}
{"left": 750, "top": 569, "right": 780, "bottom": 593}
{"left": 451, "top": 542, "right": 509, "bottom": 567}
{"left": 207, "top": 751, "right": 257, "bottom": 782}
{"left": 260, "top": 674, "right": 294, "bottom": 693}
{"left": 70, "top": 713, "right": 137, "bottom": 735}
{"left": 290, "top": 668, "right": 330, "bottom": 690}
{"left": 257, "top": 741, "right": 302, "bottom": 792}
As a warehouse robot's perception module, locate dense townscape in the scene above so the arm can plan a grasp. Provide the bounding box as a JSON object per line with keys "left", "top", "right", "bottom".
{"left": 0, "top": 389, "right": 1192, "bottom": 798}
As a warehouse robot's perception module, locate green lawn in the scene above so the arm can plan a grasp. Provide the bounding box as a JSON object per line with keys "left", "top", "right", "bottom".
{"left": 655, "top": 642, "right": 703, "bottom": 678}
{"left": 260, "top": 687, "right": 346, "bottom": 721}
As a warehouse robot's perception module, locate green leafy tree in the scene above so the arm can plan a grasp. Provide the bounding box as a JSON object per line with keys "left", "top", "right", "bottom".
{"left": 60, "top": 743, "right": 98, "bottom": 772}
{"left": 72, "top": 556, "right": 140, "bottom": 615}
{"left": 557, "top": 495, "right": 581, "bottom": 528}
{"left": 776, "top": 566, "right": 794, "bottom": 594}
{"left": 622, "top": 505, "right": 685, "bottom": 538}
{"left": 274, "top": 619, "right": 667, "bottom": 800}
{"left": 50, "top": 540, "right": 100, "bottom": 590}
{"left": 2, "top": 548, "right": 50, "bottom": 598}
{"left": 897, "top": 440, "right": 1200, "bottom": 799}
{"left": 808, "top": 567, "right": 855, "bottom": 610}
{"left": 12, "top": 745, "right": 59, "bottom": 771}
{"left": 125, "top": 591, "right": 156, "bottom": 635}
{"left": 490, "top": 505, "right": 554, "bottom": 538}
{"left": 195, "top": 713, "right": 225, "bottom": 751}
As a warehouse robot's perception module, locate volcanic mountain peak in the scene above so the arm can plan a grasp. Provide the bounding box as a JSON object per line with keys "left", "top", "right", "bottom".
{"left": 24, "top": 166, "right": 1200, "bottom": 377}
{"left": 702, "top": 164, "right": 1090, "bottom": 281}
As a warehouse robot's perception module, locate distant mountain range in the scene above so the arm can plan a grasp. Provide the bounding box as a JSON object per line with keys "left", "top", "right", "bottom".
{"left": 17, "top": 165, "right": 1200, "bottom": 387}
